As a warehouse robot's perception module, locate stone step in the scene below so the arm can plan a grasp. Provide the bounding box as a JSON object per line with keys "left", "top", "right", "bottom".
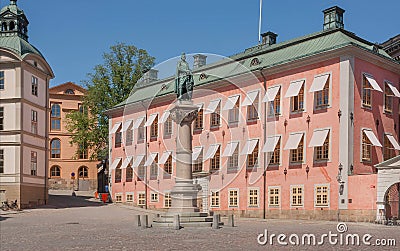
{"left": 152, "top": 221, "right": 213, "bottom": 228}
{"left": 154, "top": 216, "right": 213, "bottom": 223}
{"left": 163, "top": 212, "right": 209, "bottom": 217}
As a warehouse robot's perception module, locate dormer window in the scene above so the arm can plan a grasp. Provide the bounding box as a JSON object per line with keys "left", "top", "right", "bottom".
{"left": 65, "top": 89, "right": 75, "bottom": 95}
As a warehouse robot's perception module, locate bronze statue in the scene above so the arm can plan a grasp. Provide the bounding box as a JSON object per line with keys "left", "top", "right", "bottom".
{"left": 175, "top": 53, "right": 194, "bottom": 100}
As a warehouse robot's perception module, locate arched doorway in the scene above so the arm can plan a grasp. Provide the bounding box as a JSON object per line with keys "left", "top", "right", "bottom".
{"left": 77, "top": 166, "right": 90, "bottom": 191}
{"left": 385, "top": 182, "right": 400, "bottom": 221}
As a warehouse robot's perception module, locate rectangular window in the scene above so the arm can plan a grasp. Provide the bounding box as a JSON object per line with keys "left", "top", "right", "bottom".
{"left": 315, "top": 185, "right": 329, "bottom": 207}
{"left": 194, "top": 107, "right": 203, "bottom": 130}
{"left": 164, "top": 193, "right": 171, "bottom": 208}
{"left": 138, "top": 193, "right": 146, "bottom": 206}
{"left": 193, "top": 149, "right": 203, "bottom": 173}
{"left": 164, "top": 116, "right": 173, "bottom": 137}
{"left": 268, "top": 187, "right": 280, "bottom": 207}
{"left": 228, "top": 145, "right": 239, "bottom": 170}
{"left": 126, "top": 167, "right": 133, "bottom": 182}
{"left": 150, "top": 155, "right": 158, "bottom": 179}
{"left": 79, "top": 144, "right": 88, "bottom": 159}
{"left": 268, "top": 89, "right": 281, "bottom": 116}
{"left": 291, "top": 86, "right": 304, "bottom": 112}
{"left": 31, "top": 151, "right": 37, "bottom": 176}
{"left": 210, "top": 103, "right": 221, "bottom": 128}
{"left": 0, "top": 71, "right": 4, "bottom": 90}
{"left": 50, "top": 103, "right": 61, "bottom": 131}
{"left": 291, "top": 186, "right": 303, "bottom": 207}
{"left": 115, "top": 131, "right": 122, "bottom": 148}
{"left": 362, "top": 132, "right": 372, "bottom": 161}
{"left": 164, "top": 155, "right": 173, "bottom": 175}
{"left": 211, "top": 191, "right": 220, "bottom": 207}
{"left": 115, "top": 194, "right": 122, "bottom": 203}
{"left": 315, "top": 135, "right": 329, "bottom": 160}
{"left": 137, "top": 164, "right": 145, "bottom": 180}
{"left": 290, "top": 135, "right": 304, "bottom": 163}
{"left": 151, "top": 192, "right": 159, "bottom": 202}
{"left": 150, "top": 115, "right": 158, "bottom": 139}
{"left": 31, "top": 110, "right": 38, "bottom": 134}
{"left": 114, "top": 167, "right": 122, "bottom": 183}
{"left": 384, "top": 82, "right": 394, "bottom": 113}
{"left": 315, "top": 77, "right": 330, "bottom": 108}
{"left": 0, "top": 149, "right": 4, "bottom": 173}
{"left": 228, "top": 189, "right": 239, "bottom": 207}
{"left": 362, "top": 75, "right": 372, "bottom": 107}
{"left": 248, "top": 188, "right": 259, "bottom": 207}
{"left": 126, "top": 129, "right": 133, "bottom": 146}
{"left": 126, "top": 193, "right": 134, "bottom": 202}
{"left": 138, "top": 123, "right": 145, "bottom": 142}
{"left": 270, "top": 138, "right": 280, "bottom": 165}
{"left": 210, "top": 146, "right": 220, "bottom": 171}
{"left": 247, "top": 95, "right": 259, "bottom": 121}
{"left": 384, "top": 135, "right": 395, "bottom": 161}
{"left": 31, "top": 76, "right": 38, "bottom": 96}
{"left": 0, "top": 107, "right": 4, "bottom": 130}
{"left": 228, "top": 97, "right": 240, "bottom": 123}
{"left": 247, "top": 142, "right": 259, "bottom": 169}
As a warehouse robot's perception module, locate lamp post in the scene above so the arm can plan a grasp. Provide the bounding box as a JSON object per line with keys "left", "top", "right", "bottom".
{"left": 336, "top": 163, "right": 345, "bottom": 221}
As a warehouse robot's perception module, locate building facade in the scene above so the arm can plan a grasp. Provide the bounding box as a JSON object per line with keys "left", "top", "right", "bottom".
{"left": 48, "top": 82, "right": 98, "bottom": 191}
{"left": 107, "top": 6, "right": 400, "bottom": 221}
{"left": 0, "top": 0, "right": 54, "bottom": 207}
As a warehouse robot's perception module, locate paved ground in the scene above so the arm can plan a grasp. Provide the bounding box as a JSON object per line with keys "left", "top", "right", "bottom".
{"left": 1, "top": 190, "right": 398, "bottom": 251}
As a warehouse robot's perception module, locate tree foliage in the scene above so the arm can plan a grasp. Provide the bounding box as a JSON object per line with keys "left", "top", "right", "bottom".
{"left": 66, "top": 43, "right": 155, "bottom": 160}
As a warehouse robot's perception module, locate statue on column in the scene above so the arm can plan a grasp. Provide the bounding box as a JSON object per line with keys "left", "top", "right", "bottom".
{"left": 175, "top": 53, "right": 194, "bottom": 100}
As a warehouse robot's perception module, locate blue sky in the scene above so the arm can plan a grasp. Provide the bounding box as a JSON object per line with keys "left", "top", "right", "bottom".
{"left": 6, "top": 0, "right": 399, "bottom": 86}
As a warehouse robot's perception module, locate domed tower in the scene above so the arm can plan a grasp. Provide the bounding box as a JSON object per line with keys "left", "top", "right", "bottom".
{"left": 0, "top": 0, "right": 54, "bottom": 208}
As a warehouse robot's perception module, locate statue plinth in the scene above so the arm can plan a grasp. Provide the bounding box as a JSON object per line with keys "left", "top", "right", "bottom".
{"left": 169, "top": 100, "right": 199, "bottom": 213}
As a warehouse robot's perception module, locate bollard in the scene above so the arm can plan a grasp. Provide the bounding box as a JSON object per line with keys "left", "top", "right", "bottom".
{"left": 140, "top": 215, "right": 148, "bottom": 229}
{"left": 134, "top": 215, "right": 141, "bottom": 227}
{"left": 227, "top": 215, "right": 235, "bottom": 227}
{"left": 213, "top": 214, "right": 220, "bottom": 229}
{"left": 173, "top": 214, "right": 180, "bottom": 230}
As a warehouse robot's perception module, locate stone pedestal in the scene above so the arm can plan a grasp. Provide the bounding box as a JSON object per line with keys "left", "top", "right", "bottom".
{"left": 168, "top": 100, "right": 200, "bottom": 213}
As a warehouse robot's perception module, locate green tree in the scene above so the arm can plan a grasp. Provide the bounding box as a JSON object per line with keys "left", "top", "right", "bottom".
{"left": 66, "top": 43, "right": 155, "bottom": 160}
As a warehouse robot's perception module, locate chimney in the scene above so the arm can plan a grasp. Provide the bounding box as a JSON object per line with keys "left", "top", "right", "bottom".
{"left": 193, "top": 54, "right": 207, "bottom": 69}
{"left": 261, "top": 31, "right": 278, "bottom": 46}
{"left": 323, "top": 6, "right": 345, "bottom": 31}
{"left": 142, "top": 69, "right": 158, "bottom": 84}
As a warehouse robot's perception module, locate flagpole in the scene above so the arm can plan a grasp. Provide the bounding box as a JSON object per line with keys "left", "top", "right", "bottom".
{"left": 258, "top": 0, "right": 263, "bottom": 43}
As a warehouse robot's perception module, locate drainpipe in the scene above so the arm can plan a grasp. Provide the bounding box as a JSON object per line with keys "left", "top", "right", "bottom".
{"left": 140, "top": 100, "right": 148, "bottom": 210}
{"left": 259, "top": 69, "right": 267, "bottom": 219}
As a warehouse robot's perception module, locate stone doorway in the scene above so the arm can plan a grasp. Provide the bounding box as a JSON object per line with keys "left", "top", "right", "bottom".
{"left": 385, "top": 183, "right": 400, "bottom": 221}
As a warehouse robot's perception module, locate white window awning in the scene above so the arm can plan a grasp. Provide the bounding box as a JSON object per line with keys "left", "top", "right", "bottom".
{"left": 387, "top": 83, "right": 400, "bottom": 98}
{"left": 122, "top": 120, "right": 133, "bottom": 131}
{"left": 204, "top": 100, "right": 221, "bottom": 114}
{"left": 133, "top": 117, "right": 145, "bottom": 129}
{"left": 144, "top": 114, "right": 158, "bottom": 127}
{"left": 364, "top": 74, "right": 383, "bottom": 92}
{"left": 110, "top": 157, "right": 122, "bottom": 170}
{"left": 121, "top": 156, "right": 133, "bottom": 169}
{"left": 285, "top": 80, "right": 304, "bottom": 98}
{"left": 242, "top": 90, "right": 259, "bottom": 106}
{"left": 308, "top": 129, "right": 330, "bottom": 147}
{"left": 262, "top": 136, "right": 281, "bottom": 152}
{"left": 192, "top": 147, "right": 203, "bottom": 161}
{"left": 159, "top": 111, "right": 171, "bottom": 124}
{"left": 262, "top": 86, "right": 280, "bottom": 102}
{"left": 284, "top": 133, "right": 304, "bottom": 150}
{"left": 222, "top": 142, "right": 239, "bottom": 157}
{"left": 110, "top": 122, "right": 122, "bottom": 134}
{"left": 205, "top": 144, "right": 220, "bottom": 160}
{"left": 132, "top": 155, "right": 145, "bottom": 168}
{"left": 386, "top": 134, "right": 400, "bottom": 150}
{"left": 363, "top": 130, "right": 382, "bottom": 147}
{"left": 158, "top": 151, "right": 172, "bottom": 164}
{"left": 222, "top": 95, "right": 240, "bottom": 111}
{"left": 241, "top": 139, "right": 259, "bottom": 155}
{"left": 144, "top": 153, "right": 158, "bottom": 166}
{"left": 309, "top": 74, "right": 329, "bottom": 92}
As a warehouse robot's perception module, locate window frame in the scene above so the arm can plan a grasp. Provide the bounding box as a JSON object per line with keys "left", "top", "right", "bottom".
{"left": 0, "top": 71, "right": 4, "bottom": 90}
{"left": 267, "top": 85, "right": 282, "bottom": 117}
{"left": 268, "top": 186, "right": 280, "bottom": 208}
{"left": 313, "top": 73, "right": 331, "bottom": 109}
{"left": 31, "top": 110, "right": 38, "bottom": 134}
{"left": 290, "top": 81, "right": 305, "bottom": 113}
{"left": 78, "top": 166, "right": 89, "bottom": 179}
{"left": 125, "top": 128, "right": 133, "bottom": 146}
{"left": 362, "top": 73, "right": 372, "bottom": 108}
{"left": 50, "top": 103, "right": 61, "bottom": 131}
{"left": 0, "top": 107, "right": 3, "bottom": 130}
{"left": 247, "top": 91, "right": 260, "bottom": 121}
{"left": 210, "top": 145, "right": 220, "bottom": 171}
{"left": 164, "top": 155, "right": 173, "bottom": 175}
{"left": 314, "top": 129, "right": 331, "bottom": 162}
{"left": 30, "top": 151, "right": 37, "bottom": 176}
{"left": 228, "top": 95, "right": 240, "bottom": 124}
{"left": 361, "top": 129, "right": 372, "bottom": 162}
{"left": 210, "top": 101, "right": 221, "bottom": 128}
{"left": 384, "top": 81, "right": 394, "bottom": 113}
{"left": 269, "top": 136, "right": 281, "bottom": 165}
{"left": 50, "top": 165, "right": 61, "bottom": 178}
{"left": 228, "top": 188, "right": 239, "bottom": 208}
{"left": 164, "top": 192, "right": 171, "bottom": 208}
{"left": 194, "top": 104, "right": 204, "bottom": 131}
{"left": 248, "top": 187, "right": 259, "bottom": 207}
{"left": 383, "top": 133, "right": 396, "bottom": 161}
{"left": 163, "top": 115, "right": 173, "bottom": 137}
{"left": 50, "top": 139, "right": 61, "bottom": 159}
{"left": 126, "top": 166, "right": 133, "bottom": 182}
{"left": 228, "top": 142, "right": 239, "bottom": 170}
{"left": 150, "top": 192, "right": 159, "bottom": 202}
{"left": 290, "top": 185, "right": 304, "bottom": 207}
{"left": 150, "top": 155, "right": 158, "bottom": 179}
{"left": 193, "top": 148, "right": 203, "bottom": 173}
{"left": 126, "top": 192, "right": 134, "bottom": 202}
{"left": 210, "top": 190, "right": 220, "bottom": 208}
{"left": 246, "top": 141, "right": 259, "bottom": 169}
{"left": 0, "top": 149, "right": 4, "bottom": 174}
{"left": 314, "top": 184, "right": 330, "bottom": 207}
{"left": 31, "top": 76, "right": 38, "bottom": 96}
{"left": 290, "top": 133, "right": 305, "bottom": 164}
{"left": 138, "top": 192, "right": 146, "bottom": 206}
{"left": 150, "top": 114, "right": 159, "bottom": 139}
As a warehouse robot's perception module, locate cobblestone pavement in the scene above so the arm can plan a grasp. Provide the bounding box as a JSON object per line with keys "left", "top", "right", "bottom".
{"left": 1, "top": 191, "right": 398, "bottom": 250}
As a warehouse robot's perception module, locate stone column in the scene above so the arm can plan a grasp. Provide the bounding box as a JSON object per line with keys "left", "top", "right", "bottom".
{"left": 169, "top": 100, "right": 199, "bottom": 213}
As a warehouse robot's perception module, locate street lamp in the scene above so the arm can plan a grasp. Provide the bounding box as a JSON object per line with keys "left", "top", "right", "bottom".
{"left": 336, "top": 163, "right": 345, "bottom": 221}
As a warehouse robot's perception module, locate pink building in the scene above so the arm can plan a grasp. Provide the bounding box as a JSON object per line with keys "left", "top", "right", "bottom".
{"left": 106, "top": 6, "right": 400, "bottom": 221}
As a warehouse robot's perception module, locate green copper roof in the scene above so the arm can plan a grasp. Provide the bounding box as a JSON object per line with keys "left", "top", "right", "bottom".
{"left": 110, "top": 29, "right": 398, "bottom": 111}
{"left": 0, "top": 35, "right": 43, "bottom": 58}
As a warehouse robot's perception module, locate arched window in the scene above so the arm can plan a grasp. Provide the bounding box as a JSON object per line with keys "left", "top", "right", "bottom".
{"left": 64, "top": 89, "right": 75, "bottom": 95}
{"left": 1, "top": 22, "right": 7, "bottom": 31}
{"left": 51, "top": 139, "right": 61, "bottom": 158}
{"left": 78, "top": 166, "right": 88, "bottom": 178}
{"left": 50, "top": 166, "right": 61, "bottom": 178}
{"left": 51, "top": 104, "right": 61, "bottom": 130}
{"left": 9, "top": 21, "right": 15, "bottom": 31}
